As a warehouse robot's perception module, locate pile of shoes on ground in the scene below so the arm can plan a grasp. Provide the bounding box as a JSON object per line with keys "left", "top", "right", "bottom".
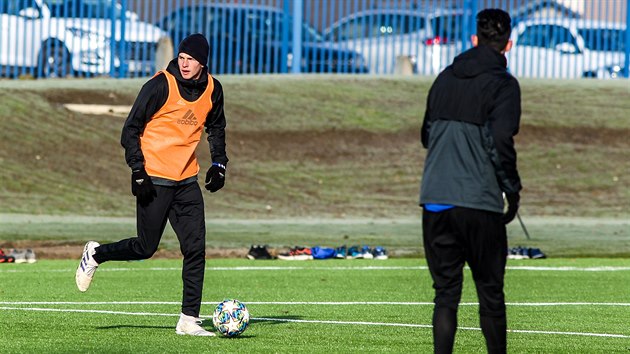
{"left": 247, "top": 245, "right": 388, "bottom": 261}
{"left": 507, "top": 246, "right": 546, "bottom": 259}
{"left": 0, "top": 248, "right": 37, "bottom": 263}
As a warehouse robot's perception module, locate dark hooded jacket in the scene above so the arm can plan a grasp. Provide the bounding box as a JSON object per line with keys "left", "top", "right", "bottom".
{"left": 120, "top": 59, "right": 228, "bottom": 185}
{"left": 419, "top": 45, "right": 521, "bottom": 213}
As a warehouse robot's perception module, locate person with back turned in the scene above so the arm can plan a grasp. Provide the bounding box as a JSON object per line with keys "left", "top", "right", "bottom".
{"left": 419, "top": 9, "right": 521, "bottom": 354}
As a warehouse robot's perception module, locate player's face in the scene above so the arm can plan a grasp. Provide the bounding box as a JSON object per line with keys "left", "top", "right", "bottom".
{"left": 178, "top": 53, "right": 203, "bottom": 80}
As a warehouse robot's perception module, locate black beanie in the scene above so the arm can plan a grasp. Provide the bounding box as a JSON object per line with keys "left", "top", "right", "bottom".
{"left": 178, "top": 33, "right": 209, "bottom": 66}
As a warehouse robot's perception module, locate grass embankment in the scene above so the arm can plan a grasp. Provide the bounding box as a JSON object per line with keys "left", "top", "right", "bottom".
{"left": 0, "top": 76, "right": 628, "bottom": 256}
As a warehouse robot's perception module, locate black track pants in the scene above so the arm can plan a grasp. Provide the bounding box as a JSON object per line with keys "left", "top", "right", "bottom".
{"left": 94, "top": 182, "right": 206, "bottom": 317}
{"left": 422, "top": 207, "right": 508, "bottom": 354}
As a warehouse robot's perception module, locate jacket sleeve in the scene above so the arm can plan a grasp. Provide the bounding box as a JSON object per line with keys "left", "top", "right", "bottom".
{"left": 205, "top": 78, "right": 229, "bottom": 166}
{"left": 488, "top": 77, "right": 522, "bottom": 193}
{"left": 421, "top": 85, "right": 434, "bottom": 149}
{"left": 120, "top": 73, "right": 168, "bottom": 171}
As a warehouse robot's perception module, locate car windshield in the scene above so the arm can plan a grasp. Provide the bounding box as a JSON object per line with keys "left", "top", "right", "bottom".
{"left": 45, "top": 0, "right": 123, "bottom": 18}
{"left": 248, "top": 11, "right": 323, "bottom": 42}
{"left": 577, "top": 27, "right": 626, "bottom": 52}
{"left": 430, "top": 14, "right": 463, "bottom": 42}
{"left": 369, "top": 13, "right": 426, "bottom": 36}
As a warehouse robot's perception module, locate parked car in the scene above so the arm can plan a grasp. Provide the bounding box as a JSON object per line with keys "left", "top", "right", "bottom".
{"left": 323, "top": 8, "right": 465, "bottom": 75}
{"left": 0, "top": 0, "right": 166, "bottom": 78}
{"left": 507, "top": 18, "right": 627, "bottom": 79}
{"left": 156, "top": 3, "right": 369, "bottom": 74}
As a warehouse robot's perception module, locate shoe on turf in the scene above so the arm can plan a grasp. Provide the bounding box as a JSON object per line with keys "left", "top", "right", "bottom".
{"left": 346, "top": 245, "right": 361, "bottom": 259}
{"left": 278, "top": 247, "right": 313, "bottom": 261}
{"left": 7, "top": 248, "right": 26, "bottom": 263}
{"left": 360, "top": 245, "right": 374, "bottom": 259}
{"left": 257, "top": 245, "right": 274, "bottom": 259}
{"left": 0, "top": 248, "right": 15, "bottom": 263}
{"left": 176, "top": 313, "right": 216, "bottom": 336}
{"left": 25, "top": 249, "right": 37, "bottom": 263}
{"left": 335, "top": 245, "right": 347, "bottom": 259}
{"left": 247, "top": 245, "right": 274, "bottom": 260}
{"left": 372, "top": 246, "right": 389, "bottom": 260}
{"left": 529, "top": 248, "right": 546, "bottom": 259}
{"left": 75, "top": 241, "right": 100, "bottom": 292}
{"left": 246, "top": 245, "right": 259, "bottom": 260}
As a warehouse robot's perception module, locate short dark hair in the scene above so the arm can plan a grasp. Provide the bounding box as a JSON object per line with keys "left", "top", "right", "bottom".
{"left": 476, "top": 9, "right": 512, "bottom": 52}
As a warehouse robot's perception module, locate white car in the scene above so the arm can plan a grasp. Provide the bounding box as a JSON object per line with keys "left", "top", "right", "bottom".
{"left": 323, "top": 8, "right": 465, "bottom": 75}
{"left": 507, "top": 18, "right": 627, "bottom": 79}
{"left": 0, "top": 0, "right": 166, "bottom": 78}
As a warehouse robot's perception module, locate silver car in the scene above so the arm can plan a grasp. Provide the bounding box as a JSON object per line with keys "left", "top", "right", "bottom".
{"left": 507, "top": 18, "right": 627, "bottom": 79}
{"left": 323, "top": 8, "right": 465, "bottom": 75}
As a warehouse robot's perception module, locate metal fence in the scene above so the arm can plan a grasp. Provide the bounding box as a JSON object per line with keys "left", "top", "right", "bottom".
{"left": 1, "top": 0, "right": 628, "bottom": 79}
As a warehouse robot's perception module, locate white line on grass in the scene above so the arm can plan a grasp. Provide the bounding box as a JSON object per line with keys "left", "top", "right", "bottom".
{"left": 2, "top": 301, "right": 630, "bottom": 306}
{"left": 0, "top": 306, "right": 628, "bottom": 339}
{"left": 2, "top": 265, "right": 630, "bottom": 274}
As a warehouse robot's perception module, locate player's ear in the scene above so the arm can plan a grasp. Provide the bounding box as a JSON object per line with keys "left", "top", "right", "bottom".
{"left": 502, "top": 39, "right": 513, "bottom": 54}
{"left": 471, "top": 35, "right": 478, "bottom": 47}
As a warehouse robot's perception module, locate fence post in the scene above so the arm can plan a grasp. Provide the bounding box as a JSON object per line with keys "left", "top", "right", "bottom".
{"left": 281, "top": 0, "right": 290, "bottom": 73}
{"left": 292, "top": 0, "right": 303, "bottom": 74}
{"left": 118, "top": 0, "right": 128, "bottom": 78}
{"left": 110, "top": 1, "right": 117, "bottom": 77}
{"left": 624, "top": 0, "right": 630, "bottom": 78}
{"left": 461, "top": 0, "right": 478, "bottom": 52}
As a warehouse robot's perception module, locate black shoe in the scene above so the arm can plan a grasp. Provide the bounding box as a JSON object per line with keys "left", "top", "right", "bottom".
{"left": 247, "top": 245, "right": 274, "bottom": 260}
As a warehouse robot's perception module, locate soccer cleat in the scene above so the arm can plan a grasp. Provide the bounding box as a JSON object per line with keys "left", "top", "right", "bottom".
{"left": 176, "top": 313, "right": 216, "bottom": 336}
{"left": 247, "top": 245, "right": 274, "bottom": 260}
{"left": 334, "top": 245, "right": 347, "bottom": 259}
{"left": 25, "top": 249, "right": 37, "bottom": 263}
{"left": 75, "top": 241, "right": 100, "bottom": 292}
{"left": 361, "top": 245, "right": 374, "bottom": 259}
{"left": 246, "top": 245, "right": 259, "bottom": 260}
{"left": 372, "top": 246, "right": 389, "bottom": 260}
{"left": 346, "top": 246, "right": 362, "bottom": 259}
{"left": 529, "top": 248, "right": 546, "bottom": 259}
{"left": 277, "top": 247, "right": 313, "bottom": 260}
{"left": 0, "top": 248, "right": 15, "bottom": 263}
{"left": 7, "top": 249, "right": 26, "bottom": 263}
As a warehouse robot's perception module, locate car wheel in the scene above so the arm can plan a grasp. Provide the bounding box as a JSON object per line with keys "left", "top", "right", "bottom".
{"left": 38, "top": 44, "right": 72, "bottom": 78}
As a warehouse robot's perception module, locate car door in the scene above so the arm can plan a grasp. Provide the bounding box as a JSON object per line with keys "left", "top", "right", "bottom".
{"left": 546, "top": 24, "right": 582, "bottom": 78}
{"left": 509, "top": 23, "right": 582, "bottom": 78}
{"left": 509, "top": 24, "right": 551, "bottom": 78}
{"left": 328, "top": 15, "right": 376, "bottom": 73}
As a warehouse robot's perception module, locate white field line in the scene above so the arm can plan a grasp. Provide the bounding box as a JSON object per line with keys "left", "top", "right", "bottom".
{"left": 0, "top": 306, "right": 628, "bottom": 339}
{"left": 2, "top": 265, "right": 630, "bottom": 274}
{"left": 2, "top": 301, "right": 630, "bottom": 306}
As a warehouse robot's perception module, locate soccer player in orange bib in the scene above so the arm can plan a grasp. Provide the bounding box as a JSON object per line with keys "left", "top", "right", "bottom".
{"left": 76, "top": 33, "right": 228, "bottom": 337}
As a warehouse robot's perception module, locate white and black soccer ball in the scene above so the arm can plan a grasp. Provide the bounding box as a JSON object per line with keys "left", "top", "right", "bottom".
{"left": 212, "top": 299, "right": 250, "bottom": 337}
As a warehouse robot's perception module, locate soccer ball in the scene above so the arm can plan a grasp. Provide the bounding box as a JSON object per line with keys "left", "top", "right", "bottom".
{"left": 212, "top": 299, "right": 250, "bottom": 337}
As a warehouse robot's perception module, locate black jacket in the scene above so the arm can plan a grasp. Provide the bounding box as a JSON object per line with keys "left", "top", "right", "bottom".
{"left": 420, "top": 45, "right": 521, "bottom": 213}
{"left": 120, "top": 59, "right": 228, "bottom": 174}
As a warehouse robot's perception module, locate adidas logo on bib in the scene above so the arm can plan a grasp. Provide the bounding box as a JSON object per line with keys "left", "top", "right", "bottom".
{"left": 177, "top": 110, "right": 198, "bottom": 126}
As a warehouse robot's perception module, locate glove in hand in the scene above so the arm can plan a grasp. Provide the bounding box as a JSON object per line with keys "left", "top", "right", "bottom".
{"left": 205, "top": 164, "right": 226, "bottom": 193}
{"left": 502, "top": 193, "right": 520, "bottom": 224}
{"left": 131, "top": 168, "right": 156, "bottom": 205}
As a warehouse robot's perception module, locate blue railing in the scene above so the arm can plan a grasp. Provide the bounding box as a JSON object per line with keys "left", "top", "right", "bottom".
{"left": 0, "top": 0, "right": 628, "bottom": 79}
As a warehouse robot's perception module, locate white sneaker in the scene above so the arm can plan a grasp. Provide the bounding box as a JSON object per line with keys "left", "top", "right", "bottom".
{"left": 75, "top": 241, "right": 100, "bottom": 292}
{"left": 176, "top": 313, "right": 216, "bottom": 337}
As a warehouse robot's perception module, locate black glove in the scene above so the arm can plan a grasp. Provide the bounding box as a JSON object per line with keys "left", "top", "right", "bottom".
{"left": 131, "top": 168, "right": 156, "bottom": 205}
{"left": 205, "top": 163, "right": 226, "bottom": 193}
{"left": 502, "top": 193, "right": 520, "bottom": 224}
